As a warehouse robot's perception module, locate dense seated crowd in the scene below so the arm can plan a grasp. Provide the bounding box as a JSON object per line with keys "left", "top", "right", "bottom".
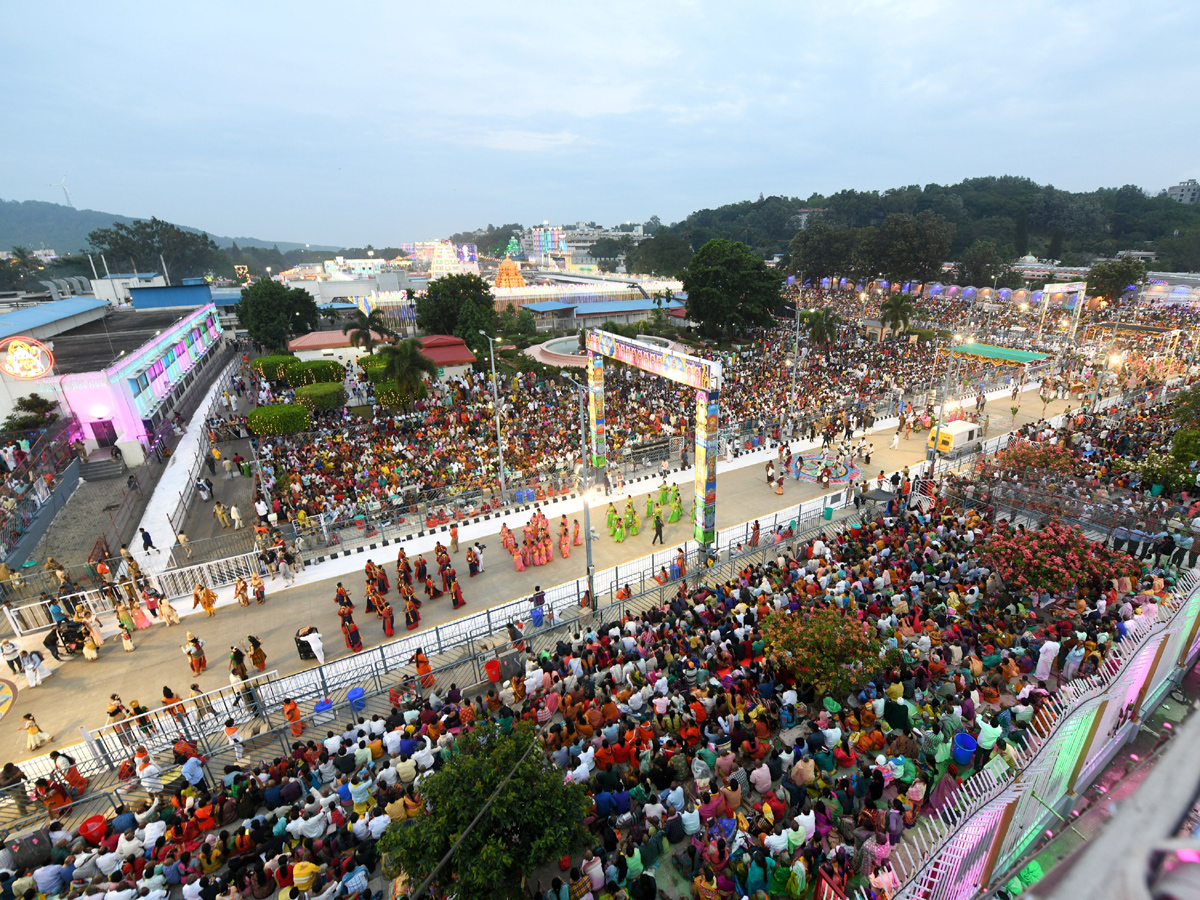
{"left": 7, "top": 385, "right": 1195, "bottom": 900}
{"left": 252, "top": 321, "right": 1044, "bottom": 528}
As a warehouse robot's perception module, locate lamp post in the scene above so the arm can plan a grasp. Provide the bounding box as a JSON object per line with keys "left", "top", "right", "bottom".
{"left": 562, "top": 375, "right": 596, "bottom": 608}
{"left": 478, "top": 331, "right": 508, "bottom": 504}
{"left": 929, "top": 334, "right": 967, "bottom": 473}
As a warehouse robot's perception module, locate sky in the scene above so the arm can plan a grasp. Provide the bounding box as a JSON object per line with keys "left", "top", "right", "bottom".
{"left": 3, "top": 0, "right": 1198, "bottom": 247}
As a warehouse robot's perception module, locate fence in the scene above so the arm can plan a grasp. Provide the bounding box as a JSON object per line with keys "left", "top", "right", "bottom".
{"left": 163, "top": 348, "right": 243, "bottom": 537}
{"left": 0, "top": 415, "right": 84, "bottom": 564}
{"left": 891, "top": 570, "right": 1200, "bottom": 900}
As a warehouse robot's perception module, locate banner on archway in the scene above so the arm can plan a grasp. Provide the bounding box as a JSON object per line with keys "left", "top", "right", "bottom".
{"left": 585, "top": 330, "right": 723, "bottom": 544}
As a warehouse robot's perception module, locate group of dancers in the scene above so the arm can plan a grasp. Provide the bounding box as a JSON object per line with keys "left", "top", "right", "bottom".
{"left": 501, "top": 510, "right": 582, "bottom": 572}
{"left": 332, "top": 548, "right": 468, "bottom": 652}
{"left": 605, "top": 482, "right": 684, "bottom": 543}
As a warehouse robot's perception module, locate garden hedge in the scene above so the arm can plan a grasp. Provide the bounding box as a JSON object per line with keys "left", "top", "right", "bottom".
{"left": 294, "top": 382, "right": 347, "bottom": 411}
{"left": 252, "top": 355, "right": 301, "bottom": 382}
{"left": 287, "top": 360, "right": 344, "bottom": 386}
{"left": 247, "top": 403, "right": 311, "bottom": 435}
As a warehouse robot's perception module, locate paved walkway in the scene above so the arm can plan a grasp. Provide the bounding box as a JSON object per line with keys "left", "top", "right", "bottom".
{"left": 0, "top": 389, "right": 1082, "bottom": 764}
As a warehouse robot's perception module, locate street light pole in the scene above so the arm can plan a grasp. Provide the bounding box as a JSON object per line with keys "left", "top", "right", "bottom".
{"left": 791, "top": 273, "right": 803, "bottom": 409}
{"left": 563, "top": 375, "right": 595, "bottom": 608}
{"left": 929, "top": 335, "right": 961, "bottom": 475}
{"left": 478, "top": 332, "right": 508, "bottom": 504}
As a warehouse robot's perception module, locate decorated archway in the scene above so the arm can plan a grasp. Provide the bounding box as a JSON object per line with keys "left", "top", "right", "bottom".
{"left": 584, "top": 330, "right": 723, "bottom": 545}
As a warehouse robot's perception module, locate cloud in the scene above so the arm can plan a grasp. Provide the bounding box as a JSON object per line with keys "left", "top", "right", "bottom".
{"left": 476, "top": 130, "right": 582, "bottom": 153}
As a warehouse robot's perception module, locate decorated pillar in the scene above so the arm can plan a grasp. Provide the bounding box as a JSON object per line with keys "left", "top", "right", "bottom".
{"left": 586, "top": 351, "right": 606, "bottom": 475}
{"left": 694, "top": 389, "right": 718, "bottom": 544}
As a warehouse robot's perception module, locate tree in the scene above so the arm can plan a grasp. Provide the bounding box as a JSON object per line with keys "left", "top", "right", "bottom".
{"left": 1172, "top": 386, "right": 1200, "bottom": 425}
{"left": 416, "top": 274, "right": 496, "bottom": 355}
{"left": 234, "top": 279, "right": 319, "bottom": 350}
{"left": 879, "top": 295, "right": 914, "bottom": 337}
{"left": 341, "top": 308, "right": 396, "bottom": 354}
{"left": 1047, "top": 228, "right": 1064, "bottom": 262}
{"left": 87, "top": 217, "right": 222, "bottom": 280}
{"left": 588, "top": 235, "right": 632, "bottom": 264}
{"left": 514, "top": 308, "right": 537, "bottom": 336}
{"left": 761, "top": 607, "right": 885, "bottom": 697}
{"left": 1087, "top": 258, "right": 1147, "bottom": 301}
{"left": 804, "top": 308, "right": 843, "bottom": 349}
{"left": 682, "top": 239, "right": 780, "bottom": 338}
{"left": 954, "top": 239, "right": 1006, "bottom": 287}
{"left": 3, "top": 394, "right": 58, "bottom": 432}
{"left": 787, "top": 221, "right": 854, "bottom": 280}
{"left": 377, "top": 720, "right": 589, "bottom": 900}
{"left": 373, "top": 340, "right": 437, "bottom": 410}
{"left": 625, "top": 234, "right": 694, "bottom": 277}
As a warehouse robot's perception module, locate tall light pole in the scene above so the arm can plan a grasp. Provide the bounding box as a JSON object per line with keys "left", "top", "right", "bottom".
{"left": 562, "top": 375, "right": 595, "bottom": 608}
{"left": 478, "top": 331, "right": 508, "bottom": 504}
{"left": 929, "top": 334, "right": 967, "bottom": 472}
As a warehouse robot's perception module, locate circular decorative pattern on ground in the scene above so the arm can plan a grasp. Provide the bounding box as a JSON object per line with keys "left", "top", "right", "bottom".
{"left": 793, "top": 456, "right": 862, "bottom": 484}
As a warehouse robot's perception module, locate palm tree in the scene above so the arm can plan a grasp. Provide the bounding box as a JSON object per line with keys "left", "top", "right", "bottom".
{"left": 342, "top": 309, "right": 397, "bottom": 354}
{"left": 375, "top": 339, "right": 437, "bottom": 410}
{"left": 879, "top": 295, "right": 914, "bottom": 340}
{"left": 805, "top": 308, "right": 843, "bottom": 349}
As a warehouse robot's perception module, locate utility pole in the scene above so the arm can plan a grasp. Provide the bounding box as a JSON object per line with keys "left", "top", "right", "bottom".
{"left": 563, "top": 375, "right": 595, "bottom": 607}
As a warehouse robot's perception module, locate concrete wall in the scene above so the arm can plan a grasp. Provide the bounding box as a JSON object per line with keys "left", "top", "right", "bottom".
{"left": 128, "top": 284, "right": 213, "bottom": 310}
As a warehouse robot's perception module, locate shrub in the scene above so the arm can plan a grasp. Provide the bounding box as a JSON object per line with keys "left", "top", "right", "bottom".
{"left": 294, "top": 382, "right": 347, "bottom": 412}
{"left": 247, "top": 403, "right": 311, "bottom": 435}
{"left": 762, "top": 606, "right": 884, "bottom": 697}
{"left": 252, "top": 355, "right": 301, "bottom": 382}
{"left": 287, "top": 360, "right": 344, "bottom": 386}
{"left": 361, "top": 356, "right": 389, "bottom": 384}
{"left": 980, "top": 519, "right": 1143, "bottom": 595}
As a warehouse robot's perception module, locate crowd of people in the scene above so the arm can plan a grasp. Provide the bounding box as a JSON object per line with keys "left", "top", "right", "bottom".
{"left": 4, "top": 369, "right": 1195, "bottom": 900}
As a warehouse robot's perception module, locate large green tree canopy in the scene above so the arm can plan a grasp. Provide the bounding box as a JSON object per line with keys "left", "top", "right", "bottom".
{"left": 87, "top": 217, "right": 223, "bottom": 280}
{"left": 682, "top": 239, "right": 780, "bottom": 338}
{"left": 377, "top": 721, "right": 589, "bottom": 900}
{"left": 234, "top": 279, "right": 319, "bottom": 350}
{"left": 415, "top": 273, "right": 496, "bottom": 355}
{"left": 1086, "top": 257, "right": 1148, "bottom": 301}
{"left": 625, "top": 233, "right": 695, "bottom": 277}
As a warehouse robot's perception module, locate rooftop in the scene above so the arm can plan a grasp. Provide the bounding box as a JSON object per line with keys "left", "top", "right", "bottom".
{"left": 46, "top": 308, "right": 197, "bottom": 374}
{"left": 0, "top": 297, "right": 111, "bottom": 342}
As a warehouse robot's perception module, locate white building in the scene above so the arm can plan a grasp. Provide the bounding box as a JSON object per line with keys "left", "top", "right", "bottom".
{"left": 1167, "top": 179, "right": 1199, "bottom": 204}
{"left": 90, "top": 272, "right": 167, "bottom": 304}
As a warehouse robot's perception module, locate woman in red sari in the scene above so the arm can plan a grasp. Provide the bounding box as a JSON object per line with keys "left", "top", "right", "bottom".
{"left": 378, "top": 600, "right": 395, "bottom": 637}
{"left": 341, "top": 617, "right": 363, "bottom": 652}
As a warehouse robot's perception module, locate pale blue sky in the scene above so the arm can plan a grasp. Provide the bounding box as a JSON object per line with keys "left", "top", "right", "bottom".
{"left": 3, "top": 0, "right": 1197, "bottom": 246}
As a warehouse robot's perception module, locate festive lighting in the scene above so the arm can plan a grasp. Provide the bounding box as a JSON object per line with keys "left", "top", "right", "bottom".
{"left": 0, "top": 336, "right": 54, "bottom": 379}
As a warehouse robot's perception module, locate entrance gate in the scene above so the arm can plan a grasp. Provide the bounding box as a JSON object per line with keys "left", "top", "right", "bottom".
{"left": 584, "top": 330, "right": 723, "bottom": 545}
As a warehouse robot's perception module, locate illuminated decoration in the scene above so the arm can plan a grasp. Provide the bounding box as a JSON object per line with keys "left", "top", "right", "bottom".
{"left": 504, "top": 236, "right": 523, "bottom": 259}
{"left": 234, "top": 264, "right": 250, "bottom": 286}
{"left": 586, "top": 353, "right": 606, "bottom": 470}
{"left": 585, "top": 330, "right": 722, "bottom": 544}
{"left": 429, "top": 241, "right": 481, "bottom": 279}
{"left": 0, "top": 337, "right": 54, "bottom": 379}
{"left": 494, "top": 258, "right": 526, "bottom": 288}
{"left": 586, "top": 330, "right": 719, "bottom": 392}
{"left": 530, "top": 226, "right": 568, "bottom": 256}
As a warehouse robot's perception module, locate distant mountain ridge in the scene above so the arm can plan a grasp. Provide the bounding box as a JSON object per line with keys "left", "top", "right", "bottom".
{"left": 0, "top": 198, "right": 340, "bottom": 254}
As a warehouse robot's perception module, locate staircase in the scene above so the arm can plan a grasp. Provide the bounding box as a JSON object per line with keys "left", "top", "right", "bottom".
{"left": 79, "top": 457, "right": 125, "bottom": 480}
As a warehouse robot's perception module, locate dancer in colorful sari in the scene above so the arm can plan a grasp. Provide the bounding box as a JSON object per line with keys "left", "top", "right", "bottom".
{"left": 404, "top": 596, "right": 420, "bottom": 631}
{"left": 379, "top": 599, "right": 395, "bottom": 637}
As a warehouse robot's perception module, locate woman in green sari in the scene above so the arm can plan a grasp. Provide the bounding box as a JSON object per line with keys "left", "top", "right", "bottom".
{"left": 605, "top": 503, "right": 617, "bottom": 535}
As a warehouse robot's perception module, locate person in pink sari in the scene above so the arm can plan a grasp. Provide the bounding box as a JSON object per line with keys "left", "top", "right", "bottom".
{"left": 513, "top": 549, "right": 525, "bottom": 572}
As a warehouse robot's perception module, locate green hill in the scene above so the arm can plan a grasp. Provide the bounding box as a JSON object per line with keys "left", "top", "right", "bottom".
{"left": 0, "top": 199, "right": 338, "bottom": 255}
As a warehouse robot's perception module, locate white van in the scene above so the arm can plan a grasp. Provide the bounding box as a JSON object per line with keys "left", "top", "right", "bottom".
{"left": 927, "top": 420, "right": 980, "bottom": 454}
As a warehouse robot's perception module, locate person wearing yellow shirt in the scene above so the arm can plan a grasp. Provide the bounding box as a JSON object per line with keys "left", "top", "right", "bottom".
{"left": 292, "top": 860, "right": 324, "bottom": 892}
